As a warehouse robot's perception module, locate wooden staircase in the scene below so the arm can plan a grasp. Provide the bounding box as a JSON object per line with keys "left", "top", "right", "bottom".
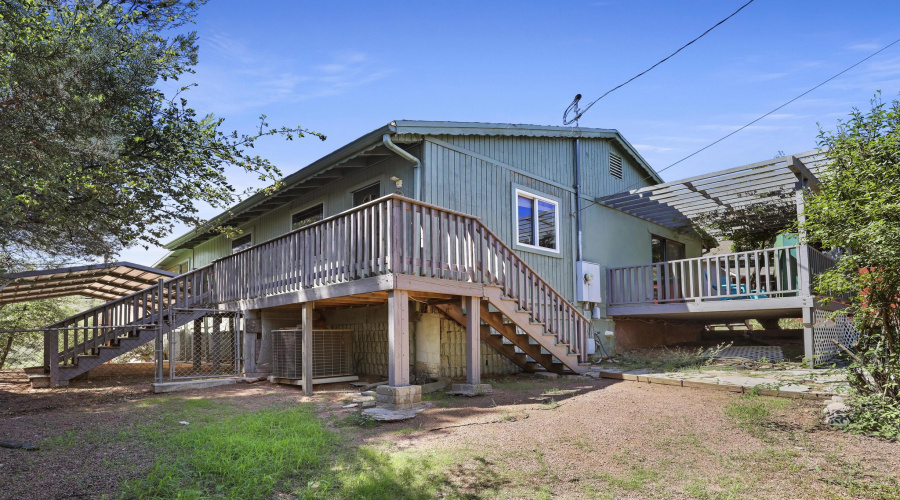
{"left": 45, "top": 266, "right": 215, "bottom": 386}
{"left": 42, "top": 195, "right": 593, "bottom": 384}
{"left": 434, "top": 285, "right": 587, "bottom": 374}
{"left": 52, "top": 309, "right": 209, "bottom": 385}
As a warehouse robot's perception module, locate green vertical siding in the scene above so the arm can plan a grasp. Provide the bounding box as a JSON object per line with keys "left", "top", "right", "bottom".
{"left": 421, "top": 135, "right": 699, "bottom": 303}
{"left": 422, "top": 136, "right": 578, "bottom": 299}
{"left": 190, "top": 146, "right": 419, "bottom": 268}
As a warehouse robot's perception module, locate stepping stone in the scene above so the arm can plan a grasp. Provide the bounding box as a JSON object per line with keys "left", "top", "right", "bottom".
{"left": 362, "top": 402, "right": 433, "bottom": 421}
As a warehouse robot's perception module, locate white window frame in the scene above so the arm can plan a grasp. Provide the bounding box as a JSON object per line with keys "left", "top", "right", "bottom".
{"left": 514, "top": 187, "right": 560, "bottom": 255}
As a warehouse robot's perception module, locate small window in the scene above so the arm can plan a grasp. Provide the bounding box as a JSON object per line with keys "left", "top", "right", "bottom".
{"left": 352, "top": 183, "right": 380, "bottom": 206}
{"left": 177, "top": 261, "right": 190, "bottom": 274}
{"left": 516, "top": 190, "right": 558, "bottom": 252}
{"left": 291, "top": 204, "right": 324, "bottom": 230}
{"left": 231, "top": 233, "right": 252, "bottom": 254}
{"left": 651, "top": 234, "right": 685, "bottom": 262}
{"left": 609, "top": 153, "right": 624, "bottom": 180}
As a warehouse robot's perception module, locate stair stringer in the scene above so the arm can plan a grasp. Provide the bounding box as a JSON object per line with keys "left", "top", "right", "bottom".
{"left": 432, "top": 301, "right": 558, "bottom": 373}
{"left": 56, "top": 308, "right": 209, "bottom": 383}
{"left": 483, "top": 286, "right": 586, "bottom": 373}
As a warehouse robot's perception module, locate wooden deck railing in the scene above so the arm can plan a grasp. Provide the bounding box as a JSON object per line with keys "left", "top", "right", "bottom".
{"left": 211, "top": 195, "right": 590, "bottom": 360}
{"left": 45, "top": 266, "right": 214, "bottom": 368}
{"left": 607, "top": 246, "right": 806, "bottom": 306}
{"left": 46, "top": 195, "right": 590, "bottom": 369}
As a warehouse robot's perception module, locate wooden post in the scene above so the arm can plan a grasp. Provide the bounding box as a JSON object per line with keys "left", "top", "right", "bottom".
{"left": 464, "top": 296, "right": 481, "bottom": 385}
{"left": 388, "top": 290, "right": 410, "bottom": 386}
{"left": 795, "top": 163, "right": 813, "bottom": 297}
{"left": 155, "top": 278, "right": 165, "bottom": 383}
{"left": 192, "top": 318, "right": 203, "bottom": 370}
{"left": 803, "top": 307, "right": 815, "bottom": 368}
{"left": 301, "top": 301, "right": 313, "bottom": 396}
{"left": 45, "top": 329, "right": 59, "bottom": 386}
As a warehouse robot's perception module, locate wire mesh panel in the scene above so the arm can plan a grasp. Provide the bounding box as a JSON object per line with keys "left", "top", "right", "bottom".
{"left": 272, "top": 329, "right": 354, "bottom": 379}
{"left": 0, "top": 332, "right": 43, "bottom": 383}
{"left": 812, "top": 308, "right": 859, "bottom": 363}
{"left": 168, "top": 309, "right": 242, "bottom": 380}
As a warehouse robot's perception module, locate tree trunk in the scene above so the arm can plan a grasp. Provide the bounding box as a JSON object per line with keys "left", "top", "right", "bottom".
{"left": 0, "top": 334, "right": 15, "bottom": 370}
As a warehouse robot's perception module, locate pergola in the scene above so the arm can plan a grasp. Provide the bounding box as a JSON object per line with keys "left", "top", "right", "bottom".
{"left": 599, "top": 150, "right": 828, "bottom": 236}
{"left": 0, "top": 262, "right": 175, "bottom": 305}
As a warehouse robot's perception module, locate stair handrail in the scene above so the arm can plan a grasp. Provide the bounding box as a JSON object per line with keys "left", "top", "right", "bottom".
{"left": 392, "top": 197, "right": 590, "bottom": 361}
{"left": 46, "top": 265, "right": 214, "bottom": 367}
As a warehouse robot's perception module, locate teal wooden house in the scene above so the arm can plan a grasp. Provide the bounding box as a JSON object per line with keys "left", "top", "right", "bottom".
{"left": 6, "top": 121, "right": 852, "bottom": 402}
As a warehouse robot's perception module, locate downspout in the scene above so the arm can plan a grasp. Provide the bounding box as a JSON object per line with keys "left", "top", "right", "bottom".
{"left": 383, "top": 133, "right": 422, "bottom": 200}
{"left": 574, "top": 138, "right": 583, "bottom": 261}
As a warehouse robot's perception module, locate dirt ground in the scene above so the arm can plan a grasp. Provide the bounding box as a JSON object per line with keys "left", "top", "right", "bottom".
{"left": 1, "top": 371, "right": 898, "bottom": 499}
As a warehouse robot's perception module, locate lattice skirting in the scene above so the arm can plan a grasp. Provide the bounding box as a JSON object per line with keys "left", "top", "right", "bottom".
{"left": 812, "top": 308, "right": 859, "bottom": 363}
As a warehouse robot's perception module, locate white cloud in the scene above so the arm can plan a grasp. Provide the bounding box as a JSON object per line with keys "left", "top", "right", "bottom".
{"left": 185, "top": 35, "right": 391, "bottom": 114}
{"left": 846, "top": 42, "right": 882, "bottom": 52}
{"left": 633, "top": 144, "right": 675, "bottom": 153}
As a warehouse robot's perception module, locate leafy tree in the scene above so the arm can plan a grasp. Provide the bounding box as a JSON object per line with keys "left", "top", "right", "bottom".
{"left": 691, "top": 191, "right": 796, "bottom": 252}
{"left": 804, "top": 94, "right": 900, "bottom": 439}
{"left": 0, "top": 0, "right": 324, "bottom": 272}
{"left": 0, "top": 297, "right": 92, "bottom": 369}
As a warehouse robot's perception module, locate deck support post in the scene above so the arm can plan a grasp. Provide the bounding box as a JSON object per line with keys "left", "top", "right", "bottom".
{"left": 387, "top": 290, "right": 410, "bottom": 386}
{"left": 301, "top": 302, "right": 313, "bottom": 396}
{"left": 449, "top": 295, "right": 493, "bottom": 397}
{"left": 377, "top": 289, "right": 422, "bottom": 410}
{"left": 465, "top": 296, "right": 482, "bottom": 385}
{"left": 192, "top": 318, "right": 203, "bottom": 371}
{"left": 242, "top": 310, "right": 261, "bottom": 376}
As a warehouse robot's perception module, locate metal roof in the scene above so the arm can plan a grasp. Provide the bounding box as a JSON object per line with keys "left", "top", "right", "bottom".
{"left": 599, "top": 150, "right": 828, "bottom": 235}
{"left": 160, "top": 120, "right": 663, "bottom": 255}
{"left": 0, "top": 262, "right": 175, "bottom": 304}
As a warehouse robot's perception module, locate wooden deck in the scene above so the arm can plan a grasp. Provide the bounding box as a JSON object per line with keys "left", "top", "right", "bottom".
{"left": 606, "top": 245, "right": 841, "bottom": 319}
{"left": 43, "top": 195, "right": 592, "bottom": 386}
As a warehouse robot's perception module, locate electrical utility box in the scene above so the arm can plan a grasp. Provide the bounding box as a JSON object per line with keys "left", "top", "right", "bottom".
{"left": 576, "top": 261, "right": 602, "bottom": 303}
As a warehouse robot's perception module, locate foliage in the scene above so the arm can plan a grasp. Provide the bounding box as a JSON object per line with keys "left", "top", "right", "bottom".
{"left": 0, "top": 0, "right": 324, "bottom": 269}
{"left": 0, "top": 296, "right": 91, "bottom": 368}
{"left": 691, "top": 190, "right": 796, "bottom": 252}
{"left": 803, "top": 94, "right": 900, "bottom": 437}
{"left": 844, "top": 393, "right": 900, "bottom": 440}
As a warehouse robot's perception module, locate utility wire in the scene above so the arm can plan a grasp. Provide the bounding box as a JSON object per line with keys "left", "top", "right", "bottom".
{"left": 563, "top": 0, "right": 756, "bottom": 126}
{"left": 572, "top": 36, "right": 900, "bottom": 216}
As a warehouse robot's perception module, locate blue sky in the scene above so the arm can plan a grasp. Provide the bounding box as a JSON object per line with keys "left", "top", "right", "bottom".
{"left": 124, "top": 0, "right": 900, "bottom": 264}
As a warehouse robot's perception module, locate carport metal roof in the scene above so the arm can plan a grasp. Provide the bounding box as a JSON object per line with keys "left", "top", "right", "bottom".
{"left": 599, "top": 150, "right": 828, "bottom": 235}
{"left": 0, "top": 262, "right": 176, "bottom": 304}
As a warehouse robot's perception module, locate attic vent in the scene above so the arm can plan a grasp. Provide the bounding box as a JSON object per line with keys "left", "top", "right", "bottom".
{"left": 609, "top": 153, "right": 624, "bottom": 180}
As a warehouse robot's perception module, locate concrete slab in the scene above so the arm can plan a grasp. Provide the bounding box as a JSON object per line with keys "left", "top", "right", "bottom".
{"left": 152, "top": 378, "right": 238, "bottom": 394}
{"left": 716, "top": 376, "right": 780, "bottom": 387}
{"left": 447, "top": 383, "right": 493, "bottom": 396}
{"left": 363, "top": 402, "right": 433, "bottom": 422}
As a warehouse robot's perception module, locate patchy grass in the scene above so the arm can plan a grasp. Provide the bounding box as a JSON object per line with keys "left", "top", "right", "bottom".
{"left": 724, "top": 394, "right": 791, "bottom": 440}
{"left": 611, "top": 346, "right": 709, "bottom": 372}
{"left": 121, "top": 407, "right": 335, "bottom": 500}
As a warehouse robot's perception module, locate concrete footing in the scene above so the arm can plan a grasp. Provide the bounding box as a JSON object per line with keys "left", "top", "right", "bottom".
{"left": 151, "top": 378, "right": 238, "bottom": 394}
{"left": 448, "top": 383, "right": 493, "bottom": 396}
{"left": 376, "top": 384, "right": 422, "bottom": 410}
{"left": 27, "top": 374, "right": 51, "bottom": 389}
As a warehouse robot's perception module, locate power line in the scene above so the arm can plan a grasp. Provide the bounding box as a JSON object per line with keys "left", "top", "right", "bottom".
{"left": 563, "top": 0, "right": 756, "bottom": 126}
{"left": 644, "top": 36, "right": 900, "bottom": 184}
{"left": 572, "top": 36, "right": 900, "bottom": 215}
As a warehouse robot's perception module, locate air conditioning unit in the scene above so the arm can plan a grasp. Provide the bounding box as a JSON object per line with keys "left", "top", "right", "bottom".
{"left": 271, "top": 329, "right": 355, "bottom": 380}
